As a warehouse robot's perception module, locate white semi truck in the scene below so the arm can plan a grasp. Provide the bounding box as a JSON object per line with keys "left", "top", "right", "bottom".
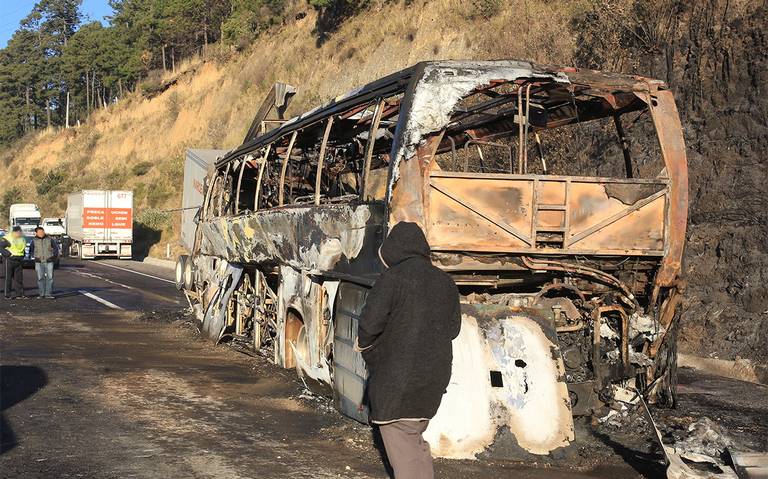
{"left": 9, "top": 203, "right": 41, "bottom": 236}
{"left": 66, "top": 190, "right": 133, "bottom": 259}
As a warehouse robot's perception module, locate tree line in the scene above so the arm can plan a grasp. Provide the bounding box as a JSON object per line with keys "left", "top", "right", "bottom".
{"left": 0, "top": 0, "right": 288, "bottom": 145}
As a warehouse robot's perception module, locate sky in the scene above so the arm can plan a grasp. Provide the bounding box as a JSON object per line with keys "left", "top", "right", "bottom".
{"left": 0, "top": 0, "right": 113, "bottom": 48}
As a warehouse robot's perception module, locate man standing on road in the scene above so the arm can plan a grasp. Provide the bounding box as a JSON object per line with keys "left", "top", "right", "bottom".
{"left": 357, "top": 222, "right": 461, "bottom": 479}
{"left": 1, "top": 226, "right": 28, "bottom": 299}
{"left": 30, "top": 227, "right": 58, "bottom": 299}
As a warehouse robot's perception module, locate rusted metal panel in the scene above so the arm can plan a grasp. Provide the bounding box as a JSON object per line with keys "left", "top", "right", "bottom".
{"left": 646, "top": 89, "right": 689, "bottom": 288}
{"left": 427, "top": 176, "right": 533, "bottom": 250}
{"left": 566, "top": 182, "right": 666, "bottom": 252}
{"left": 425, "top": 172, "right": 668, "bottom": 255}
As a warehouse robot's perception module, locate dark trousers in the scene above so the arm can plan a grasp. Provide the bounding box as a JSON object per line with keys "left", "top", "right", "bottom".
{"left": 379, "top": 420, "right": 434, "bottom": 479}
{"left": 4, "top": 257, "right": 23, "bottom": 298}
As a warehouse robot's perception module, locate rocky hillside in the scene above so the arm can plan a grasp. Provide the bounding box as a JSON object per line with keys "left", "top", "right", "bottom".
{"left": 0, "top": 0, "right": 765, "bottom": 363}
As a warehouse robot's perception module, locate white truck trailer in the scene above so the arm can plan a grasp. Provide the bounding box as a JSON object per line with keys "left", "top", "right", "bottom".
{"left": 66, "top": 190, "right": 133, "bottom": 259}
{"left": 9, "top": 203, "right": 41, "bottom": 236}
{"left": 181, "top": 149, "right": 227, "bottom": 251}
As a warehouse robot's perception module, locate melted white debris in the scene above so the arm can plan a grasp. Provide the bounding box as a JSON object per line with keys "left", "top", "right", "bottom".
{"left": 424, "top": 311, "right": 574, "bottom": 459}
{"left": 630, "top": 311, "right": 663, "bottom": 340}
{"left": 607, "top": 349, "right": 655, "bottom": 367}
{"left": 600, "top": 321, "right": 619, "bottom": 339}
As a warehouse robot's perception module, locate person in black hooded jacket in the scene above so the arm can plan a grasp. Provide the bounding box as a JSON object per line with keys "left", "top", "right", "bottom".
{"left": 357, "top": 221, "right": 461, "bottom": 479}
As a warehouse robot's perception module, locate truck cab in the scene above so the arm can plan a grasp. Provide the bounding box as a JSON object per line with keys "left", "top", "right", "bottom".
{"left": 9, "top": 203, "right": 41, "bottom": 237}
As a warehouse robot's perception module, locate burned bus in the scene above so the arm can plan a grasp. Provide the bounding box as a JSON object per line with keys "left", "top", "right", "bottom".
{"left": 177, "top": 60, "right": 688, "bottom": 458}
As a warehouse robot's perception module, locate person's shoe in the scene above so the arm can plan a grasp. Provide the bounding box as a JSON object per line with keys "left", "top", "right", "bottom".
{"left": 44, "top": 295, "right": 55, "bottom": 299}
{"left": 36, "top": 296, "right": 43, "bottom": 300}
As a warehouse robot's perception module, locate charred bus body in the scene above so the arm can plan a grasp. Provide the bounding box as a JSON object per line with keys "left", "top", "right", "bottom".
{"left": 178, "top": 60, "right": 688, "bottom": 458}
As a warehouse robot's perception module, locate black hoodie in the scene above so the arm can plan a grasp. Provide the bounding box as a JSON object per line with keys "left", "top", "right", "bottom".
{"left": 358, "top": 222, "right": 461, "bottom": 423}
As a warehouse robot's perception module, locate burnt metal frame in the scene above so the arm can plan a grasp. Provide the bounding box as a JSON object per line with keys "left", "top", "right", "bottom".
{"left": 278, "top": 131, "right": 298, "bottom": 206}
{"left": 254, "top": 145, "right": 272, "bottom": 211}
{"left": 208, "top": 61, "right": 687, "bottom": 291}
{"left": 314, "top": 118, "right": 335, "bottom": 206}
{"left": 361, "top": 99, "right": 385, "bottom": 199}
{"left": 216, "top": 65, "right": 416, "bottom": 169}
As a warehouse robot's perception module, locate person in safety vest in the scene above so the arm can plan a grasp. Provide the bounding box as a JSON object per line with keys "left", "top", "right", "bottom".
{"left": 1, "top": 226, "right": 28, "bottom": 299}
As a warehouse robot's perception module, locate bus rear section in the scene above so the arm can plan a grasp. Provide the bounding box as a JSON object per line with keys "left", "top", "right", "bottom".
{"left": 382, "top": 62, "right": 687, "bottom": 458}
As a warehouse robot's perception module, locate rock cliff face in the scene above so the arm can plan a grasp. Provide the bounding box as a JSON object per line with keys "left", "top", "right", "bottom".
{"left": 1, "top": 0, "right": 764, "bottom": 362}
{"left": 622, "top": 2, "right": 767, "bottom": 363}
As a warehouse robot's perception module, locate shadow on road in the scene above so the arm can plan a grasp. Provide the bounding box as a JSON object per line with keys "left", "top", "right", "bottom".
{"left": 133, "top": 222, "right": 162, "bottom": 261}
{"left": 593, "top": 430, "right": 665, "bottom": 478}
{"left": 1, "top": 365, "right": 48, "bottom": 454}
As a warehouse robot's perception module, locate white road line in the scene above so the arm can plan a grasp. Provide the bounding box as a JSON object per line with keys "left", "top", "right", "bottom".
{"left": 78, "top": 290, "right": 124, "bottom": 310}
{"left": 70, "top": 270, "right": 135, "bottom": 290}
{"left": 91, "top": 262, "right": 176, "bottom": 285}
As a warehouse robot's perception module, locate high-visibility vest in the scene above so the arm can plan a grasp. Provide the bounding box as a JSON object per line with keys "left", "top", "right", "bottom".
{"left": 4, "top": 235, "right": 27, "bottom": 257}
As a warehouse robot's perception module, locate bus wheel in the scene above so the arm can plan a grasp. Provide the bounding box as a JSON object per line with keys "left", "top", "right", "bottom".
{"left": 175, "top": 256, "right": 188, "bottom": 291}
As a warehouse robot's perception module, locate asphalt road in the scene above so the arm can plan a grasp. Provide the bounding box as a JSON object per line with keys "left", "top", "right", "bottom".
{"left": 0, "top": 258, "right": 765, "bottom": 478}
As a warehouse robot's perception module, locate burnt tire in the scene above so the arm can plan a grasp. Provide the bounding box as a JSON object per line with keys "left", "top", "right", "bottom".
{"left": 175, "top": 255, "right": 188, "bottom": 291}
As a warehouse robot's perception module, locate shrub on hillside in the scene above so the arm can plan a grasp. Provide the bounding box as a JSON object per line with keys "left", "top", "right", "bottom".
{"left": 147, "top": 183, "right": 173, "bottom": 208}
{"left": 221, "top": 0, "right": 287, "bottom": 46}
{"left": 136, "top": 208, "right": 171, "bottom": 231}
{"left": 105, "top": 168, "right": 128, "bottom": 190}
{"left": 166, "top": 92, "right": 182, "bottom": 121}
{"left": 309, "top": 0, "right": 367, "bottom": 8}
{"left": 140, "top": 78, "right": 165, "bottom": 97}
{"left": 207, "top": 116, "right": 229, "bottom": 148}
{"left": 36, "top": 170, "right": 68, "bottom": 197}
{"left": 131, "top": 161, "right": 153, "bottom": 176}
{"left": 468, "top": 0, "right": 502, "bottom": 19}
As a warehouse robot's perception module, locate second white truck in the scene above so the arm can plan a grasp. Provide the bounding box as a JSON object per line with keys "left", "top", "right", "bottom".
{"left": 41, "top": 217, "right": 67, "bottom": 237}
{"left": 66, "top": 190, "right": 133, "bottom": 259}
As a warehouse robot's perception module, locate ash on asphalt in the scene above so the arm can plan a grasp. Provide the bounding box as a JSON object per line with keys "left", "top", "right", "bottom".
{"left": 132, "top": 306, "right": 768, "bottom": 478}
{"left": 137, "top": 308, "right": 194, "bottom": 324}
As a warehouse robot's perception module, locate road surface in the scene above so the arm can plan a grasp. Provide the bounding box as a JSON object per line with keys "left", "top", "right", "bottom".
{"left": 1, "top": 259, "right": 765, "bottom": 478}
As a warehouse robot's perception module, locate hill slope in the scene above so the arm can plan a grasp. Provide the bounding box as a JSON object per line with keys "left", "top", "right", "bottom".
{"left": 1, "top": 0, "right": 765, "bottom": 363}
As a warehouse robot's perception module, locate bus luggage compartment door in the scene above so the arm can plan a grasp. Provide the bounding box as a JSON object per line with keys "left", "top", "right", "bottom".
{"left": 332, "top": 281, "right": 370, "bottom": 423}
